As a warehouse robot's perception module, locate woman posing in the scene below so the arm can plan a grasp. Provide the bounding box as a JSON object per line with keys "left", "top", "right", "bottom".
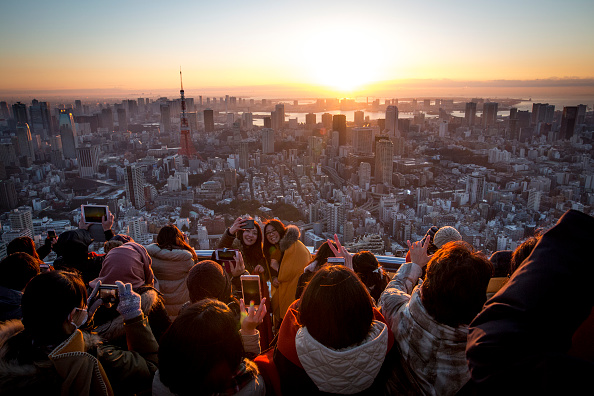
{"left": 147, "top": 225, "right": 198, "bottom": 320}
{"left": 262, "top": 220, "right": 311, "bottom": 327}
{"left": 218, "top": 216, "right": 273, "bottom": 347}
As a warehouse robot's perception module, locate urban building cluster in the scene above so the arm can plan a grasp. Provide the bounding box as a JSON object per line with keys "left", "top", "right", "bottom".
{"left": 1, "top": 88, "right": 593, "bottom": 260}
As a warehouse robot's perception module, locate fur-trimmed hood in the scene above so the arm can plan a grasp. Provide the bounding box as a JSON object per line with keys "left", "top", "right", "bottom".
{"left": 280, "top": 225, "right": 301, "bottom": 252}
{"left": 93, "top": 288, "right": 161, "bottom": 342}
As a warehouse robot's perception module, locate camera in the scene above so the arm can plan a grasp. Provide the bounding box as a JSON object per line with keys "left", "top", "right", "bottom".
{"left": 99, "top": 284, "right": 119, "bottom": 304}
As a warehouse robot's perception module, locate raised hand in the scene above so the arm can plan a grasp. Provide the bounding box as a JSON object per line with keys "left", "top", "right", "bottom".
{"left": 407, "top": 237, "right": 431, "bottom": 268}
{"left": 240, "top": 297, "right": 267, "bottom": 335}
{"left": 230, "top": 251, "right": 246, "bottom": 277}
{"left": 230, "top": 217, "right": 247, "bottom": 235}
{"left": 102, "top": 211, "right": 114, "bottom": 231}
{"left": 327, "top": 234, "right": 353, "bottom": 269}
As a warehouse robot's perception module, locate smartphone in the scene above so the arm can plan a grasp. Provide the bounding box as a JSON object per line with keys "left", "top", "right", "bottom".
{"left": 39, "top": 263, "right": 53, "bottom": 273}
{"left": 242, "top": 219, "right": 255, "bottom": 229}
{"left": 241, "top": 275, "right": 261, "bottom": 307}
{"left": 47, "top": 230, "right": 56, "bottom": 238}
{"left": 327, "top": 257, "right": 346, "bottom": 264}
{"left": 82, "top": 205, "right": 109, "bottom": 224}
{"left": 99, "top": 284, "right": 119, "bottom": 304}
{"left": 215, "top": 248, "right": 237, "bottom": 261}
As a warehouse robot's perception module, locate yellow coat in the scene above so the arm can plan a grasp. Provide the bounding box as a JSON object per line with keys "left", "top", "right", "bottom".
{"left": 276, "top": 225, "right": 312, "bottom": 319}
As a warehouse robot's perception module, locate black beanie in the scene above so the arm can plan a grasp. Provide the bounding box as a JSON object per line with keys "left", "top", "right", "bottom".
{"left": 187, "top": 260, "right": 231, "bottom": 303}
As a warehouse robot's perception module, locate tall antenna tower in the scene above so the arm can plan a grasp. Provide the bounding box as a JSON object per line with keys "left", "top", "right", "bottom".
{"left": 178, "top": 68, "right": 198, "bottom": 157}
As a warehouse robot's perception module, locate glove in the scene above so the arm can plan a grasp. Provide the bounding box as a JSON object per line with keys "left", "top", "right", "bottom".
{"left": 116, "top": 281, "right": 143, "bottom": 321}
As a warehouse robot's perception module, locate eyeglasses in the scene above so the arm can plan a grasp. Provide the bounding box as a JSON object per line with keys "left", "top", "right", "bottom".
{"left": 265, "top": 230, "right": 279, "bottom": 236}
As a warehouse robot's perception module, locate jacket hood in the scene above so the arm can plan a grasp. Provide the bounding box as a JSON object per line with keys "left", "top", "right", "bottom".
{"left": 280, "top": 225, "right": 300, "bottom": 252}
{"left": 53, "top": 230, "right": 93, "bottom": 254}
{"left": 408, "top": 290, "right": 468, "bottom": 344}
{"left": 146, "top": 244, "right": 195, "bottom": 261}
{"left": 296, "top": 320, "right": 389, "bottom": 394}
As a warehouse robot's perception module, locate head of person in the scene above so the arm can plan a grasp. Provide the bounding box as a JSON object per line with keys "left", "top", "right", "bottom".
{"left": 489, "top": 250, "right": 513, "bottom": 277}
{"left": 21, "top": 270, "right": 87, "bottom": 345}
{"left": 432, "top": 226, "right": 463, "bottom": 250}
{"left": 187, "top": 260, "right": 233, "bottom": 305}
{"left": 52, "top": 229, "right": 93, "bottom": 260}
{"left": 309, "top": 241, "right": 337, "bottom": 268}
{"left": 157, "top": 224, "right": 197, "bottom": 261}
{"left": 159, "top": 299, "right": 245, "bottom": 396}
{"left": 236, "top": 218, "right": 263, "bottom": 249}
{"left": 509, "top": 234, "right": 542, "bottom": 276}
{"left": 421, "top": 241, "right": 493, "bottom": 328}
{"left": 0, "top": 252, "right": 41, "bottom": 291}
{"left": 263, "top": 219, "right": 286, "bottom": 246}
{"left": 7, "top": 236, "right": 41, "bottom": 260}
{"left": 352, "top": 251, "right": 389, "bottom": 302}
{"left": 90, "top": 242, "right": 154, "bottom": 289}
{"left": 299, "top": 265, "right": 374, "bottom": 349}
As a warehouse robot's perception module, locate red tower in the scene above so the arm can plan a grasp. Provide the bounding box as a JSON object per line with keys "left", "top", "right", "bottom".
{"left": 178, "top": 69, "right": 198, "bottom": 157}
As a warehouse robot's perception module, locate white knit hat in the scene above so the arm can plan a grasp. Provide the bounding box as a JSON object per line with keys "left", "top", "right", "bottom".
{"left": 433, "top": 226, "right": 462, "bottom": 248}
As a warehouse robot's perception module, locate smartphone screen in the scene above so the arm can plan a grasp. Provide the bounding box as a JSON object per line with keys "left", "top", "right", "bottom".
{"left": 242, "top": 219, "right": 255, "bottom": 229}
{"left": 216, "top": 249, "right": 236, "bottom": 261}
{"left": 47, "top": 230, "right": 56, "bottom": 238}
{"left": 99, "top": 285, "right": 119, "bottom": 303}
{"left": 241, "top": 276, "right": 261, "bottom": 306}
{"left": 327, "top": 257, "right": 346, "bottom": 264}
{"left": 83, "top": 205, "right": 108, "bottom": 223}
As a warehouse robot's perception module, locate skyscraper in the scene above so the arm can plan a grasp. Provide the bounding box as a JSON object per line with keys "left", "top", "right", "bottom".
{"left": 482, "top": 102, "right": 498, "bottom": 127}
{"left": 160, "top": 104, "right": 171, "bottom": 133}
{"left": 465, "top": 102, "right": 477, "bottom": 126}
{"left": 0, "top": 180, "right": 18, "bottom": 210}
{"left": 305, "top": 113, "right": 316, "bottom": 126}
{"left": 11, "top": 102, "right": 28, "bottom": 125}
{"left": 203, "top": 109, "right": 214, "bottom": 132}
{"left": 101, "top": 107, "right": 114, "bottom": 131}
{"left": 385, "top": 106, "right": 399, "bottom": 137}
{"left": 274, "top": 104, "right": 285, "bottom": 130}
{"left": 59, "top": 110, "right": 77, "bottom": 159}
{"left": 354, "top": 110, "right": 364, "bottom": 126}
{"left": 358, "top": 162, "right": 371, "bottom": 189}
{"left": 76, "top": 146, "right": 100, "bottom": 178}
{"left": 29, "top": 100, "right": 52, "bottom": 137}
{"left": 560, "top": 106, "right": 578, "bottom": 140}
{"left": 9, "top": 207, "right": 33, "bottom": 237}
{"left": 327, "top": 202, "right": 345, "bottom": 234}
{"left": 125, "top": 165, "right": 145, "bottom": 209}
{"left": 375, "top": 138, "right": 394, "bottom": 185}
{"left": 178, "top": 70, "right": 197, "bottom": 157}
{"left": 321, "top": 113, "right": 332, "bottom": 129}
{"left": 466, "top": 173, "right": 485, "bottom": 204}
{"left": 352, "top": 127, "right": 373, "bottom": 155}
{"left": 261, "top": 128, "right": 275, "bottom": 154}
{"left": 16, "top": 123, "right": 34, "bottom": 161}
{"left": 117, "top": 108, "right": 127, "bottom": 132}
{"left": 239, "top": 141, "right": 249, "bottom": 169}
{"left": 332, "top": 114, "right": 347, "bottom": 146}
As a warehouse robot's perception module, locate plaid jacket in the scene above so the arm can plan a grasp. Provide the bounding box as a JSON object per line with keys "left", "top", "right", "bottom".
{"left": 379, "top": 263, "right": 470, "bottom": 396}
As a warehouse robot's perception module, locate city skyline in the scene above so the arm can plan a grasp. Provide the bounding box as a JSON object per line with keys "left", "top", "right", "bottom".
{"left": 1, "top": 0, "right": 594, "bottom": 98}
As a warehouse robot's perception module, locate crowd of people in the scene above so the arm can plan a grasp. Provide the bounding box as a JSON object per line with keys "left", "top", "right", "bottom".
{"left": 0, "top": 209, "right": 592, "bottom": 395}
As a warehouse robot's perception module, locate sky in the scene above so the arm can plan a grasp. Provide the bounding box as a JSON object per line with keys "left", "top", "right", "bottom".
{"left": 1, "top": 0, "right": 593, "bottom": 98}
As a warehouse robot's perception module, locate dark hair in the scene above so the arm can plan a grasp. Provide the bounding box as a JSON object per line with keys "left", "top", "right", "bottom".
{"left": 21, "top": 271, "right": 87, "bottom": 345}
{"left": 308, "top": 241, "right": 336, "bottom": 270}
{"left": 262, "top": 219, "right": 287, "bottom": 262}
{"left": 7, "top": 236, "right": 41, "bottom": 260}
{"left": 157, "top": 224, "right": 197, "bottom": 261}
{"left": 299, "top": 265, "right": 373, "bottom": 349}
{"left": 509, "top": 235, "right": 541, "bottom": 275}
{"left": 235, "top": 220, "right": 266, "bottom": 273}
{"left": 352, "top": 251, "right": 389, "bottom": 302}
{"left": 421, "top": 241, "right": 493, "bottom": 327}
{"left": 159, "top": 299, "right": 244, "bottom": 396}
{"left": 187, "top": 260, "right": 234, "bottom": 304}
{"left": 489, "top": 250, "right": 513, "bottom": 277}
{"left": 0, "top": 253, "right": 41, "bottom": 291}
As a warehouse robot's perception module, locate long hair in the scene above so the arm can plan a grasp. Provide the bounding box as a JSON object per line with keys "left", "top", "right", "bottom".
{"left": 235, "top": 221, "right": 266, "bottom": 273}
{"left": 157, "top": 224, "right": 197, "bottom": 261}
{"left": 7, "top": 236, "right": 41, "bottom": 260}
{"left": 262, "top": 219, "right": 287, "bottom": 263}
{"left": 352, "top": 251, "right": 389, "bottom": 302}
{"left": 299, "top": 265, "right": 374, "bottom": 349}
{"left": 308, "top": 241, "right": 337, "bottom": 270}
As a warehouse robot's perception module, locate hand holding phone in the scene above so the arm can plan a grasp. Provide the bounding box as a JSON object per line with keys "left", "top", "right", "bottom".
{"left": 240, "top": 297, "right": 267, "bottom": 335}
{"left": 99, "top": 284, "right": 119, "bottom": 304}
{"left": 241, "top": 275, "right": 262, "bottom": 308}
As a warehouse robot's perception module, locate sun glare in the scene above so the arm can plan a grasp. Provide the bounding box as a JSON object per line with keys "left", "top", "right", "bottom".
{"left": 301, "top": 23, "right": 385, "bottom": 94}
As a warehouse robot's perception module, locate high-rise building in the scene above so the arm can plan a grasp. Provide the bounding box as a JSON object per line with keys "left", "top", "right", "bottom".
{"left": 577, "top": 104, "right": 587, "bottom": 125}
{"left": 482, "top": 102, "right": 498, "bottom": 127}
{"left": 59, "top": 110, "right": 77, "bottom": 159}
{"left": 242, "top": 112, "right": 253, "bottom": 129}
{"left": 465, "top": 102, "right": 477, "bottom": 126}
{"left": 101, "top": 107, "right": 114, "bottom": 131}
{"left": 531, "top": 103, "right": 549, "bottom": 125}
{"left": 352, "top": 127, "right": 373, "bottom": 155}
{"left": 11, "top": 102, "right": 28, "bottom": 125}
{"left": 0, "top": 102, "right": 9, "bottom": 120}
{"left": 178, "top": 70, "right": 197, "bottom": 157}
{"left": 75, "top": 100, "right": 83, "bottom": 115}
{"left": 305, "top": 113, "right": 316, "bottom": 126}
{"left": 439, "top": 121, "right": 448, "bottom": 138}
{"left": 0, "top": 180, "right": 18, "bottom": 210}
{"left": 375, "top": 138, "right": 394, "bottom": 185}
{"left": 16, "top": 123, "right": 34, "bottom": 161}
{"left": 466, "top": 173, "right": 485, "bottom": 204}
{"left": 332, "top": 114, "right": 347, "bottom": 146}
{"left": 9, "top": 207, "right": 33, "bottom": 236}
{"left": 385, "top": 106, "right": 399, "bottom": 138}
{"left": 358, "top": 162, "right": 371, "bottom": 189}
{"left": 327, "top": 202, "right": 345, "bottom": 234}
{"left": 274, "top": 104, "right": 285, "bottom": 130}
{"left": 354, "top": 110, "right": 364, "bottom": 126}
{"left": 125, "top": 165, "right": 145, "bottom": 209}
{"left": 321, "top": 113, "right": 332, "bottom": 129}
{"left": 76, "top": 146, "right": 100, "bottom": 178}
{"left": 29, "top": 100, "right": 53, "bottom": 137}
{"left": 203, "top": 109, "right": 214, "bottom": 132}
{"left": 560, "top": 106, "right": 578, "bottom": 140}
{"left": 527, "top": 189, "right": 541, "bottom": 211}
{"left": 261, "top": 128, "right": 275, "bottom": 154}
{"left": 117, "top": 108, "right": 127, "bottom": 132}
{"left": 160, "top": 104, "right": 171, "bottom": 134}
{"left": 239, "top": 141, "right": 249, "bottom": 170}
{"left": 127, "top": 217, "right": 148, "bottom": 243}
